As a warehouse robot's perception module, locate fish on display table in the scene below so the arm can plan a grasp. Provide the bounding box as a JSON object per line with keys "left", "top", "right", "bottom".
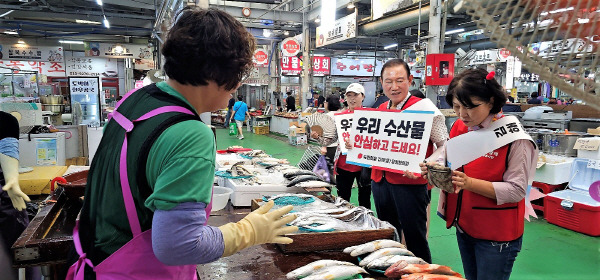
{"left": 286, "top": 175, "right": 324, "bottom": 187}
{"left": 286, "top": 260, "right": 356, "bottom": 279}
{"left": 294, "top": 180, "right": 335, "bottom": 188}
{"left": 365, "top": 255, "right": 427, "bottom": 270}
{"left": 283, "top": 169, "right": 318, "bottom": 179}
{"left": 358, "top": 247, "right": 416, "bottom": 267}
{"left": 301, "top": 265, "right": 368, "bottom": 280}
{"left": 385, "top": 261, "right": 462, "bottom": 278}
{"left": 400, "top": 273, "right": 466, "bottom": 280}
{"left": 344, "top": 239, "right": 406, "bottom": 257}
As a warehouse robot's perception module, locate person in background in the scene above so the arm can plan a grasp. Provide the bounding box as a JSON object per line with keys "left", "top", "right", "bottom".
{"left": 286, "top": 91, "right": 296, "bottom": 112}
{"left": 527, "top": 92, "right": 542, "bottom": 104}
{"left": 410, "top": 89, "right": 426, "bottom": 99}
{"left": 348, "top": 59, "right": 448, "bottom": 263}
{"left": 317, "top": 93, "right": 326, "bottom": 108}
{"left": 308, "top": 95, "right": 342, "bottom": 180}
{"left": 421, "top": 68, "right": 536, "bottom": 280}
{"left": 223, "top": 94, "right": 235, "bottom": 128}
{"left": 230, "top": 94, "right": 250, "bottom": 140}
{"left": 274, "top": 92, "right": 283, "bottom": 112}
{"left": 547, "top": 97, "right": 558, "bottom": 105}
{"left": 66, "top": 7, "right": 296, "bottom": 279}
{"left": 310, "top": 92, "right": 319, "bottom": 107}
{"left": 502, "top": 94, "right": 522, "bottom": 113}
{"left": 372, "top": 89, "right": 390, "bottom": 108}
{"left": 507, "top": 95, "right": 515, "bottom": 103}
{"left": 334, "top": 83, "right": 371, "bottom": 209}
{"left": 0, "top": 112, "right": 34, "bottom": 280}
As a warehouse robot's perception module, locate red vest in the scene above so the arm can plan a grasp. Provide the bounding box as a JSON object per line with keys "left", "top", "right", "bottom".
{"left": 443, "top": 119, "right": 525, "bottom": 242}
{"left": 371, "top": 97, "right": 434, "bottom": 185}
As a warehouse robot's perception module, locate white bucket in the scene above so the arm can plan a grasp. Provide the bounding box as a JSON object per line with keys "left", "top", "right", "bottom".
{"left": 211, "top": 186, "right": 233, "bottom": 211}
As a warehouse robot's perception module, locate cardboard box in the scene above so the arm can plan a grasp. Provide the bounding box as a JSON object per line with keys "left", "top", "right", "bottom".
{"left": 575, "top": 137, "right": 600, "bottom": 160}
{"left": 65, "top": 157, "right": 89, "bottom": 166}
{"left": 289, "top": 134, "right": 307, "bottom": 145}
{"left": 289, "top": 121, "right": 307, "bottom": 135}
{"left": 19, "top": 166, "right": 68, "bottom": 195}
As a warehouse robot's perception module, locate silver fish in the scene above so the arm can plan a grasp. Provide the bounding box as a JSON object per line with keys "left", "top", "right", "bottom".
{"left": 359, "top": 248, "right": 416, "bottom": 267}
{"left": 286, "top": 260, "right": 355, "bottom": 279}
{"left": 366, "top": 255, "right": 427, "bottom": 270}
{"left": 295, "top": 180, "right": 334, "bottom": 188}
{"left": 343, "top": 245, "right": 361, "bottom": 254}
{"left": 348, "top": 239, "right": 406, "bottom": 257}
{"left": 283, "top": 169, "right": 317, "bottom": 179}
{"left": 301, "top": 265, "right": 367, "bottom": 280}
{"left": 287, "top": 175, "right": 324, "bottom": 187}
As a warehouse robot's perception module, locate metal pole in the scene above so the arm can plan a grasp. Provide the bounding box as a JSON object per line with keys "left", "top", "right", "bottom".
{"left": 300, "top": 0, "right": 310, "bottom": 110}
{"left": 426, "top": 0, "right": 443, "bottom": 105}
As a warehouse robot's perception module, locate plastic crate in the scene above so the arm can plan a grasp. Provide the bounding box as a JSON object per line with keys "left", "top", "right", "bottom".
{"left": 253, "top": 126, "right": 269, "bottom": 135}
{"left": 531, "top": 181, "right": 566, "bottom": 213}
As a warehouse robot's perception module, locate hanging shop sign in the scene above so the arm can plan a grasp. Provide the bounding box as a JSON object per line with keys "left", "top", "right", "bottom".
{"left": 244, "top": 66, "right": 270, "bottom": 85}
{"left": 65, "top": 52, "right": 118, "bottom": 77}
{"left": 281, "top": 56, "right": 302, "bottom": 76}
{"left": 331, "top": 58, "right": 384, "bottom": 77}
{"left": 345, "top": 108, "right": 435, "bottom": 174}
{"left": 505, "top": 56, "right": 515, "bottom": 89}
{"left": 69, "top": 77, "right": 100, "bottom": 95}
{"left": 281, "top": 38, "right": 301, "bottom": 57}
{"left": 372, "top": 0, "right": 421, "bottom": 21}
{"left": 0, "top": 44, "right": 64, "bottom": 62}
{"left": 468, "top": 49, "right": 510, "bottom": 65}
{"left": 134, "top": 59, "right": 155, "bottom": 70}
{"left": 84, "top": 42, "right": 153, "bottom": 59}
{"left": 312, "top": 56, "right": 331, "bottom": 76}
{"left": 529, "top": 38, "right": 595, "bottom": 57}
{"left": 315, "top": 11, "right": 357, "bottom": 48}
{"left": 253, "top": 49, "right": 269, "bottom": 66}
{"left": 0, "top": 60, "right": 66, "bottom": 77}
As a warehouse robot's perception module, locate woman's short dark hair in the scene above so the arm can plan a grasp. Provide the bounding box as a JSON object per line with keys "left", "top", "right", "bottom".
{"left": 445, "top": 68, "right": 506, "bottom": 114}
{"left": 410, "top": 89, "right": 425, "bottom": 99}
{"left": 325, "top": 94, "right": 341, "bottom": 111}
{"left": 162, "top": 7, "right": 255, "bottom": 91}
{"left": 380, "top": 58, "right": 411, "bottom": 78}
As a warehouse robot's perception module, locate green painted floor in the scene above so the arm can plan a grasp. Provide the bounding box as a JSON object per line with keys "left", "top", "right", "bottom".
{"left": 215, "top": 127, "right": 599, "bottom": 279}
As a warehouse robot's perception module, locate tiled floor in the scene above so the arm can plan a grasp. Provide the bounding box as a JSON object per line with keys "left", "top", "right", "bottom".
{"left": 214, "top": 127, "right": 599, "bottom": 280}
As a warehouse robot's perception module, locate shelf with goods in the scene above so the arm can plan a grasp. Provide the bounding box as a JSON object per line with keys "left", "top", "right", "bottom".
{"left": 211, "top": 109, "right": 227, "bottom": 125}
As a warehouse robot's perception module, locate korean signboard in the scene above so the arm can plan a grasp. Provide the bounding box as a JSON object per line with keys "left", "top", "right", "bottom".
{"left": 281, "top": 56, "right": 302, "bottom": 76}
{"left": 331, "top": 58, "right": 384, "bottom": 76}
{"left": 281, "top": 38, "right": 301, "bottom": 56}
{"left": 84, "top": 42, "right": 152, "bottom": 59}
{"left": 69, "top": 77, "right": 100, "bottom": 95}
{"left": 346, "top": 108, "right": 434, "bottom": 174}
{"left": 315, "top": 11, "right": 357, "bottom": 48}
{"left": 244, "top": 66, "right": 270, "bottom": 86}
{"left": 0, "top": 60, "right": 66, "bottom": 77}
{"left": 334, "top": 112, "right": 354, "bottom": 154}
{"left": 0, "top": 44, "right": 64, "bottom": 62}
{"left": 468, "top": 49, "right": 510, "bottom": 65}
{"left": 253, "top": 49, "right": 269, "bottom": 66}
{"left": 65, "top": 52, "right": 118, "bottom": 77}
{"left": 529, "top": 38, "right": 595, "bottom": 57}
{"left": 312, "top": 56, "right": 331, "bottom": 76}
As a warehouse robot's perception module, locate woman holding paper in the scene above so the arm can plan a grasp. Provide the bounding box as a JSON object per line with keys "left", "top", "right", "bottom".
{"left": 420, "top": 68, "right": 536, "bottom": 280}
{"left": 333, "top": 83, "right": 372, "bottom": 209}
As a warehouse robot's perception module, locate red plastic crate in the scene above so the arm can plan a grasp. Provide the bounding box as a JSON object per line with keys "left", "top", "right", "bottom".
{"left": 544, "top": 192, "right": 600, "bottom": 236}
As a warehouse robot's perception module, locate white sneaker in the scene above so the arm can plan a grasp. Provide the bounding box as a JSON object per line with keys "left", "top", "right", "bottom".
{"left": 238, "top": 136, "right": 244, "bottom": 140}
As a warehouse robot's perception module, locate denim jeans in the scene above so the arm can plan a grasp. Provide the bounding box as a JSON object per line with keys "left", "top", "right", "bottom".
{"left": 456, "top": 229, "right": 522, "bottom": 280}
{"left": 223, "top": 109, "right": 232, "bottom": 127}
{"left": 371, "top": 178, "right": 431, "bottom": 263}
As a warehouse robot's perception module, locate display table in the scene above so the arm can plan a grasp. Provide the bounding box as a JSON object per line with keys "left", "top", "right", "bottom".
{"left": 198, "top": 204, "right": 387, "bottom": 280}
{"left": 270, "top": 115, "right": 298, "bottom": 135}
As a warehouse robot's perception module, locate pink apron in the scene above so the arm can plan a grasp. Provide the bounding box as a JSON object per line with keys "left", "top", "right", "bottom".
{"left": 67, "top": 89, "right": 213, "bottom": 279}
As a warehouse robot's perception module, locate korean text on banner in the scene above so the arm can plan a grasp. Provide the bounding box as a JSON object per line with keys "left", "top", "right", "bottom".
{"left": 334, "top": 112, "right": 353, "bottom": 155}
{"left": 346, "top": 108, "right": 434, "bottom": 174}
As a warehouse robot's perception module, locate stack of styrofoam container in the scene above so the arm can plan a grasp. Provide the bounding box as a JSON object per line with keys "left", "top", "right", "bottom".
{"left": 544, "top": 158, "right": 600, "bottom": 236}
{"left": 224, "top": 171, "right": 304, "bottom": 206}
{"left": 534, "top": 154, "right": 575, "bottom": 184}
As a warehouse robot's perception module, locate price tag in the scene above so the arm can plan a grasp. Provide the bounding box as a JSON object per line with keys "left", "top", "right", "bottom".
{"left": 587, "top": 159, "right": 600, "bottom": 170}
{"left": 574, "top": 138, "right": 600, "bottom": 151}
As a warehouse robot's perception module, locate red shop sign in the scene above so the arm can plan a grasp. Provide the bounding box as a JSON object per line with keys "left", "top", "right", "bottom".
{"left": 253, "top": 49, "right": 268, "bottom": 66}
{"left": 312, "top": 56, "right": 330, "bottom": 76}
{"left": 281, "top": 37, "right": 301, "bottom": 56}
{"left": 281, "top": 56, "right": 302, "bottom": 75}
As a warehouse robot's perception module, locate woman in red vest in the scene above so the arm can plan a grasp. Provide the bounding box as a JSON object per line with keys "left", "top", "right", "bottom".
{"left": 421, "top": 68, "right": 536, "bottom": 280}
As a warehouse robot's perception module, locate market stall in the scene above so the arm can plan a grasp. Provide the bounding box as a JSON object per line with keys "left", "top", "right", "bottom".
{"left": 270, "top": 112, "right": 298, "bottom": 135}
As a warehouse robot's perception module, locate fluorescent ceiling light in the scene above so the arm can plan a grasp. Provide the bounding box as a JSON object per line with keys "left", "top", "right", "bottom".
{"left": 347, "top": 2, "right": 355, "bottom": 9}
{"left": 103, "top": 17, "right": 110, "bottom": 28}
{"left": 384, "top": 43, "right": 398, "bottom": 50}
{"left": 76, "top": 19, "right": 101, "bottom": 25}
{"left": 96, "top": 0, "right": 103, "bottom": 6}
{"left": 540, "top": 7, "right": 573, "bottom": 16}
{"left": 314, "top": 18, "right": 320, "bottom": 23}
{"left": 4, "top": 30, "right": 18, "bottom": 35}
{"left": 578, "top": 18, "right": 590, "bottom": 24}
{"left": 445, "top": 28, "right": 465, "bottom": 35}
{"left": 59, "top": 40, "right": 84, "bottom": 44}
{"left": 313, "top": 54, "right": 325, "bottom": 57}
{"left": 0, "top": 10, "right": 14, "bottom": 18}
{"left": 284, "top": 30, "right": 289, "bottom": 36}
{"left": 17, "top": 39, "right": 25, "bottom": 44}
{"left": 263, "top": 29, "right": 272, "bottom": 37}
{"left": 347, "top": 51, "right": 356, "bottom": 54}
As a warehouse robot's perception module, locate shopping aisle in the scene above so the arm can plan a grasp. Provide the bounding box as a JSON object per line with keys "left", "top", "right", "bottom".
{"left": 215, "top": 127, "right": 599, "bottom": 280}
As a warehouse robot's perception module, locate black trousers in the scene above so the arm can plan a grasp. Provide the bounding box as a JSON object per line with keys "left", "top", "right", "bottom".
{"left": 335, "top": 167, "right": 372, "bottom": 209}
{"left": 371, "top": 177, "right": 431, "bottom": 263}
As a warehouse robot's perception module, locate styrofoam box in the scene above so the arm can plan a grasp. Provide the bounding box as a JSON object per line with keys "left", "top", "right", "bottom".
{"left": 576, "top": 137, "right": 600, "bottom": 160}
{"left": 534, "top": 155, "right": 574, "bottom": 184}
{"left": 215, "top": 153, "right": 251, "bottom": 169}
{"left": 224, "top": 174, "right": 303, "bottom": 206}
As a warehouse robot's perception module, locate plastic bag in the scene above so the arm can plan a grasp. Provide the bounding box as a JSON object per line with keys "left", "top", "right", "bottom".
{"left": 313, "top": 155, "right": 331, "bottom": 183}
{"left": 229, "top": 122, "right": 237, "bottom": 136}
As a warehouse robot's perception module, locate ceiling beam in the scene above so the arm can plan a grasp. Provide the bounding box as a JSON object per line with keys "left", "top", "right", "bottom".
{"left": 83, "top": 0, "right": 155, "bottom": 10}
{"left": 0, "top": 4, "right": 155, "bottom": 20}
{"left": 211, "top": 4, "right": 303, "bottom": 23}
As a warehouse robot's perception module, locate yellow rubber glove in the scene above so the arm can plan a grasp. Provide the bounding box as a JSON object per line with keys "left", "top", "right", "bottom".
{"left": 219, "top": 200, "right": 298, "bottom": 257}
{"left": 0, "top": 154, "right": 30, "bottom": 211}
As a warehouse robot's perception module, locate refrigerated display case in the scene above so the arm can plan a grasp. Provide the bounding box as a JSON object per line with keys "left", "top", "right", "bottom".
{"left": 68, "top": 77, "right": 101, "bottom": 127}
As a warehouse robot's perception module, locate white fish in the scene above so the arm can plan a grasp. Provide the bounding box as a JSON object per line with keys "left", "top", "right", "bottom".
{"left": 286, "top": 260, "right": 355, "bottom": 279}
{"left": 343, "top": 245, "right": 361, "bottom": 254}
{"left": 302, "top": 265, "right": 367, "bottom": 280}
{"left": 347, "top": 239, "right": 406, "bottom": 257}
{"left": 295, "top": 180, "right": 335, "bottom": 188}
{"left": 359, "top": 248, "right": 416, "bottom": 267}
{"left": 366, "top": 255, "right": 427, "bottom": 270}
